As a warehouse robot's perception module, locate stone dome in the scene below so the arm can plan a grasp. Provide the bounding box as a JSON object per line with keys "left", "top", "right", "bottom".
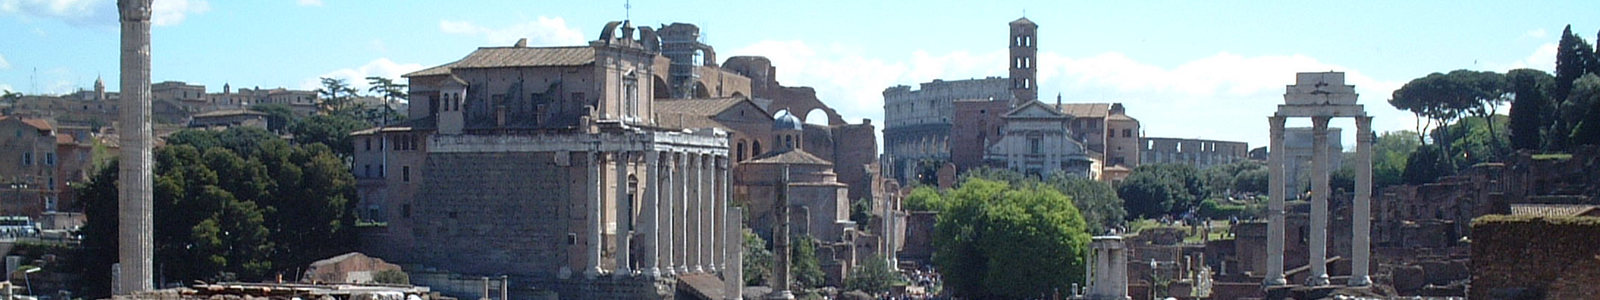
{"left": 773, "top": 111, "right": 803, "bottom": 131}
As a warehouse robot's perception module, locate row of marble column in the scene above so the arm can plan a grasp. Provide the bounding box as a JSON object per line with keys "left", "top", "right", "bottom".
{"left": 1264, "top": 116, "right": 1372, "bottom": 287}
{"left": 585, "top": 150, "right": 730, "bottom": 278}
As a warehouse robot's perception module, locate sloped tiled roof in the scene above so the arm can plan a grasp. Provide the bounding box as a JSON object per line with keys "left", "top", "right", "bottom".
{"left": 405, "top": 46, "right": 596, "bottom": 77}
{"left": 1510, "top": 204, "right": 1600, "bottom": 217}
{"left": 56, "top": 133, "right": 74, "bottom": 144}
{"left": 1055, "top": 103, "right": 1111, "bottom": 118}
{"left": 746, "top": 149, "right": 832, "bottom": 165}
{"left": 192, "top": 109, "right": 267, "bottom": 118}
{"left": 1, "top": 116, "right": 53, "bottom": 131}
{"left": 655, "top": 97, "right": 750, "bottom": 130}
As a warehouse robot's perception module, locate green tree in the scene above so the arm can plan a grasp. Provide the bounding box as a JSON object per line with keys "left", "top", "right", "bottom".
{"left": 1045, "top": 174, "right": 1125, "bottom": 234}
{"left": 844, "top": 254, "right": 897, "bottom": 295}
{"left": 289, "top": 114, "right": 368, "bottom": 158}
{"left": 317, "top": 77, "right": 360, "bottom": 116}
{"left": 903, "top": 186, "right": 945, "bottom": 211}
{"left": 743, "top": 231, "right": 774, "bottom": 286}
{"left": 372, "top": 269, "right": 410, "bottom": 285}
{"left": 1563, "top": 74, "right": 1600, "bottom": 147}
{"left": 1554, "top": 25, "right": 1595, "bottom": 103}
{"left": 1373, "top": 130, "right": 1421, "bottom": 187}
{"left": 365, "top": 76, "right": 408, "bottom": 125}
{"left": 1231, "top": 168, "right": 1269, "bottom": 195}
{"left": 75, "top": 128, "right": 357, "bottom": 294}
{"left": 1507, "top": 69, "right": 1555, "bottom": 150}
{"left": 250, "top": 103, "right": 298, "bottom": 133}
{"left": 932, "top": 178, "right": 1090, "bottom": 299}
{"left": 791, "top": 236, "right": 825, "bottom": 290}
{"left": 1116, "top": 164, "right": 1205, "bottom": 218}
{"left": 1403, "top": 144, "right": 1452, "bottom": 185}
{"left": 1390, "top": 70, "right": 1511, "bottom": 162}
{"left": 73, "top": 161, "right": 120, "bottom": 298}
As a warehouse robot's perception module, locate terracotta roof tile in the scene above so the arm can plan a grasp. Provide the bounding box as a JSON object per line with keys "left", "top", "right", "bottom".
{"left": 405, "top": 46, "right": 596, "bottom": 77}
{"left": 746, "top": 149, "right": 832, "bottom": 165}
{"left": 1055, "top": 103, "right": 1111, "bottom": 118}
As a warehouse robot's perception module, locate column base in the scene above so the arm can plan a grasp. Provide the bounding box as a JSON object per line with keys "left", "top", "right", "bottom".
{"left": 1262, "top": 275, "right": 1287, "bottom": 287}
{"left": 1305, "top": 274, "right": 1329, "bottom": 286}
{"left": 615, "top": 267, "right": 632, "bottom": 277}
{"left": 583, "top": 267, "right": 603, "bottom": 279}
{"left": 693, "top": 265, "right": 705, "bottom": 273}
{"left": 764, "top": 291, "right": 795, "bottom": 300}
{"left": 1347, "top": 275, "right": 1372, "bottom": 287}
{"left": 642, "top": 267, "right": 661, "bottom": 278}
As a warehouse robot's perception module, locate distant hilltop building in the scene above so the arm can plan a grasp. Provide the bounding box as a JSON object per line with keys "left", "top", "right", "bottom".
{"left": 882, "top": 17, "right": 1142, "bottom": 183}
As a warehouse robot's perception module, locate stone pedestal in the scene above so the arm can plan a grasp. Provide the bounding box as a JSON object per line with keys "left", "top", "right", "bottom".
{"left": 1087, "top": 236, "right": 1131, "bottom": 300}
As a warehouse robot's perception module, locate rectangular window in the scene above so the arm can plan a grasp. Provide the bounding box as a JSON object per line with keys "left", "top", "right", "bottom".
{"left": 1029, "top": 138, "right": 1042, "bottom": 154}
{"left": 402, "top": 204, "right": 412, "bottom": 218}
{"left": 22, "top": 152, "right": 32, "bottom": 165}
{"left": 402, "top": 166, "right": 411, "bottom": 182}
{"left": 44, "top": 153, "right": 55, "bottom": 166}
{"left": 364, "top": 165, "right": 372, "bottom": 178}
{"left": 1123, "top": 129, "right": 1133, "bottom": 138}
{"left": 365, "top": 138, "right": 371, "bottom": 151}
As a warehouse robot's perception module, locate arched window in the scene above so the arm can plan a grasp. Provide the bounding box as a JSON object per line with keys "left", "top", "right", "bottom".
{"left": 752, "top": 140, "right": 763, "bottom": 156}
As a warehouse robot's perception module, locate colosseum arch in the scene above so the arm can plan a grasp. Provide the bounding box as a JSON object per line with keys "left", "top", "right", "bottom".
{"left": 767, "top": 95, "right": 845, "bottom": 126}
{"left": 803, "top": 108, "right": 831, "bottom": 125}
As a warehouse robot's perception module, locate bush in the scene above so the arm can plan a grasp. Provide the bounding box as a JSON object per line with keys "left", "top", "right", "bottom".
{"left": 372, "top": 269, "right": 409, "bottom": 285}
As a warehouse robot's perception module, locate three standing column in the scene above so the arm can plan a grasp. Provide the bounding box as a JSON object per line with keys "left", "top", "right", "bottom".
{"left": 1351, "top": 116, "right": 1374, "bottom": 286}
{"left": 1264, "top": 116, "right": 1288, "bottom": 286}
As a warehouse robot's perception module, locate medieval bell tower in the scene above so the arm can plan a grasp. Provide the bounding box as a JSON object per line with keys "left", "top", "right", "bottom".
{"left": 1009, "top": 17, "right": 1038, "bottom": 107}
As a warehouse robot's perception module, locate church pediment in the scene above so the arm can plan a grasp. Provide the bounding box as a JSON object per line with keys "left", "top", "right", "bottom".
{"left": 1005, "top": 100, "right": 1067, "bottom": 119}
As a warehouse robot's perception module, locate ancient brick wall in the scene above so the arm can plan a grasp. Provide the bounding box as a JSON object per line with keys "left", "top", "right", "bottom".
{"left": 949, "top": 100, "right": 1008, "bottom": 173}
{"left": 1470, "top": 215, "right": 1600, "bottom": 300}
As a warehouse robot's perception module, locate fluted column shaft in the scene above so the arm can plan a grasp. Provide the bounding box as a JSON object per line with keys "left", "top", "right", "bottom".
{"left": 661, "top": 153, "right": 677, "bottom": 275}
{"left": 614, "top": 151, "right": 632, "bottom": 275}
{"left": 1308, "top": 116, "right": 1331, "bottom": 286}
{"left": 1351, "top": 116, "right": 1374, "bottom": 286}
{"left": 585, "top": 151, "right": 603, "bottom": 278}
{"left": 643, "top": 152, "right": 661, "bottom": 277}
{"left": 117, "top": 0, "right": 156, "bottom": 293}
{"left": 678, "top": 152, "right": 691, "bottom": 273}
{"left": 1264, "top": 116, "right": 1288, "bottom": 286}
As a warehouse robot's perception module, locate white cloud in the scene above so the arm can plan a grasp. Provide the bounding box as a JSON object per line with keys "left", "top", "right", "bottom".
{"left": 296, "top": 0, "right": 321, "bottom": 7}
{"left": 728, "top": 39, "right": 1413, "bottom": 148}
{"left": 1496, "top": 42, "right": 1557, "bottom": 72}
{"left": 439, "top": 17, "right": 586, "bottom": 46}
{"left": 301, "top": 58, "right": 425, "bottom": 95}
{"left": 0, "top": 0, "right": 207, "bottom": 27}
{"left": 0, "top": 0, "right": 113, "bottom": 26}
{"left": 0, "top": 53, "right": 10, "bottom": 69}
{"left": 1525, "top": 28, "right": 1548, "bottom": 39}
{"left": 150, "top": 0, "right": 209, "bottom": 26}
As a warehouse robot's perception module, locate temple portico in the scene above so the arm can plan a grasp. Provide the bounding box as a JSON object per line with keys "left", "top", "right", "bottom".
{"left": 1263, "top": 72, "right": 1373, "bottom": 288}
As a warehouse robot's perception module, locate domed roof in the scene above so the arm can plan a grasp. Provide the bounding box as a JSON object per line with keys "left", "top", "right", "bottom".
{"left": 773, "top": 111, "right": 802, "bottom": 131}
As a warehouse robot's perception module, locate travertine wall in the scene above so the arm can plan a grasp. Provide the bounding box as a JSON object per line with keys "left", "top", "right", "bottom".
{"left": 411, "top": 151, "right": 580, "bottom": 278}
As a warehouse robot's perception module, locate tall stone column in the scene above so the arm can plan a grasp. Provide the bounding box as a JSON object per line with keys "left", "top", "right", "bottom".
{"left": 1351, "top": 116, "right": 1374, "bottom": 286}
{"left": 585, "top": 151, "right": 604, "bottom": 278}
{"left": 1264, "top": 116, "right": 1288, "bottom": 286}
{"left": 1307, "top": 116, "right": 1331, "bottom": 286}
{"left": 614, "top": 151, "right": 632, "bottom": 275}
{"left": 712, "top": 155, "right": 728, "bottom": 272}
{"left": 678, "top": 152, "right": 691, "bottom": 273}
{"left": 767, "top": 164, "right": 795, "bottom": 300}
{"left": 643, "top": 152, "right": 661, "bottom": 277}
{"left": 726, "top": 206, "right": 745, "bottom": 300}
{"left": 693, "top": 153, "right": 706, "bottom": 273}
{"left": 661, "top": 152, "right": 677, "bottom": 275}
{"left": 700, "top": 155, "right": 714, "bottom": 272}
{"left": 116, "top": 0, "right": 155, "bottom": 293}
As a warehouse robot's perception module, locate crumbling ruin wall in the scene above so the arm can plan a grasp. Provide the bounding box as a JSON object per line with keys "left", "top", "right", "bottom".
{"left": 1470, "top": 215, "right": 1600, "bottom": 300}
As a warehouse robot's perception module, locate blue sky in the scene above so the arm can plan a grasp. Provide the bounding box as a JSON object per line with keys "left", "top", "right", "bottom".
{"left": 3, "top": 0, "right": 1598, "bottom": 148}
